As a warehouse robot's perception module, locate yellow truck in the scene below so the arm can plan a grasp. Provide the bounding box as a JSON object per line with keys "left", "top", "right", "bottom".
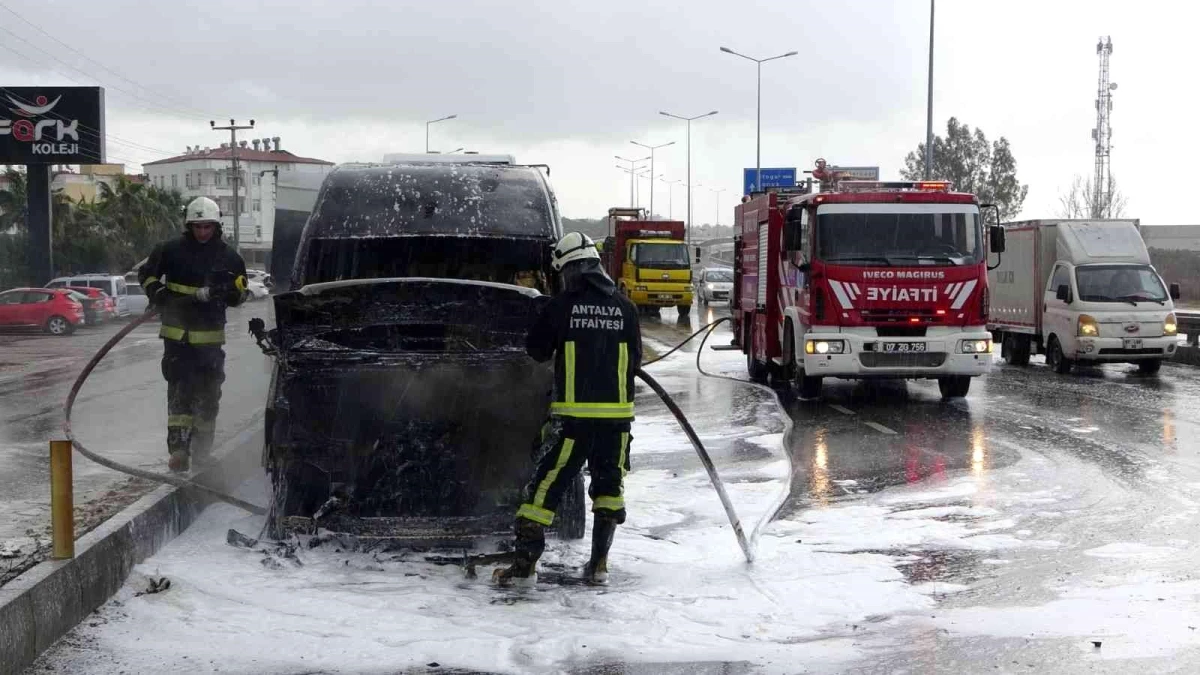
{"left": 599, "top": 207, "right": 694, "bottom": 317}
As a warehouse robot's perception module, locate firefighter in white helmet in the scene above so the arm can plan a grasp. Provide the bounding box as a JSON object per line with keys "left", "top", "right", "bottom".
{"left": 494, "top": 232, "right": 642, "bottom": 587}
{"left": 138, "top": 197, "right": 248, "bottom": 472}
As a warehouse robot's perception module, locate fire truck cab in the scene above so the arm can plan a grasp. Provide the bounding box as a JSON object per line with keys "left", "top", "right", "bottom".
{"left": 732, "top": 179, "right": 1006, "bottom": 400}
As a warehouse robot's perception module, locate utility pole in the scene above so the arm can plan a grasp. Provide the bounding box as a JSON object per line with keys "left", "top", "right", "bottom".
{"left": 660, "top": 110, "right": 718, "bottom": 249}
{"left": 924, "top": 0, "right": 935, "bottom": 179}
{"left": 631, "top": 140, "right": 675, "bottom": 219}
{"left": 211, "top": 118, "right": 255, "bottom": 252}
{"left": 1092, "top": 36, "right": 1115, "bottom": 218}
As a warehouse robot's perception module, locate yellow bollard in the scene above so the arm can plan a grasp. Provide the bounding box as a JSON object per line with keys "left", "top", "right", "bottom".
{"left": 50, "top": 439, "right": 74, "bottom": 559}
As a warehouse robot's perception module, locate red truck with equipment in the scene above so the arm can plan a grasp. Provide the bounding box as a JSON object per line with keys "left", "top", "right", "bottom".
{"left": 731, "top": 176, "right": 1007, "bottom": 399}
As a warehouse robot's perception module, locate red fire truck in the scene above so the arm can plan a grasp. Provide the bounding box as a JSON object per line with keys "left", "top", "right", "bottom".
{"left": 731, "top": 178, "right": 1007, "bottom": 399}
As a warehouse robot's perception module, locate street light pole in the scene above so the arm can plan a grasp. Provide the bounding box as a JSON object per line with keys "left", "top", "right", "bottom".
{"left": 631, "top": 140, "right": 675, "bottom": 219}
{"left": 709, "top": 187, "right": 726, "bottom": 227}
{"left": 720, "top": 46, "right": 798, "bottom": 194}
{"left": 662, "top": 178, "right": 682, "bottom": 219}
{"left": 425, "top": 114, "right": 457, "bottom": 154}
{"left": 924, "top": 0, "right": 935, "bottom": 179}
{"left": 660, "top": 110, "right": 717, "bottom": 249}
{"left": 616, "top": 154, "right": 651, "bottom": 207}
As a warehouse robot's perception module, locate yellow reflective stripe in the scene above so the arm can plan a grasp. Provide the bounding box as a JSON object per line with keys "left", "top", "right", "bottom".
{"left": 617, "top": 342, "right": 628, "bottom": 404}
{"left": 516, "top": 504, "right": 555, "bottom": 526}
{"left": 234, "top": 275, "right": 247, "bottom": 292}
{"left": 187, "top": 329, "right": 225, "bottom": 345}
{"left": 158, "top": 325, "right": 225, "bottom": 345}
{"left": 564, "top": 341, "right": 576, "bottom": 404}
{"left": 166, "top": 281, "right": 200, "bottom": 295}
{"left": 533, "top": 437, "right": 575, "bottom": 510}
{"left": 618, "top": 431, "right": 629, "bottom": 479}
{"left": 144, "top": 276, "right": 159, "bottom": 286}
{"left": 167, "top": 414, "right": 193, "bottom": 428}
{"left": 593, "top": 495, "right": 625, "bottom": 512}
{"left": 550, "top": 402, "right": 634, "bottom": 419}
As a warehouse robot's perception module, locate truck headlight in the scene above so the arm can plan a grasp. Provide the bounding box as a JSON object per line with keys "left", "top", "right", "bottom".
{"left": 960, "top": 339, "right": 992, "bottom": 353}
{"left": 805, "top": 339, "right": 845, "bottom": 355}
{"left": 1165, "top": 313, "right": 1178, "bottom": 336}
{"left": 1077, "top": 314, "right": 1099, "bottom": 337}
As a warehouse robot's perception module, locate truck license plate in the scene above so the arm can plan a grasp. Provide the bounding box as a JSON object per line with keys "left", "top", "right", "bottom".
{"left": 1123, "top": 338, "right": 1143, "bottom": 350}
{"left": 882, "top": 342, "right": 926, "bottom": 353}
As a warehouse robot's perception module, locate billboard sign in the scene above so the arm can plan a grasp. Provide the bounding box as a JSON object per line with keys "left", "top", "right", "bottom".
{"left": 832, "top": 166, "right": 880, "bottom": 180}
{"left": 0, "top": 87, "right": 105, "bottom": 164}
{"left": 743, "top": 167, "right": 796, "bottom": 195}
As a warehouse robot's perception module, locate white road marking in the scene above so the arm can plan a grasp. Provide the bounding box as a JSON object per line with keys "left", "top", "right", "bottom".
{"left": 829, "top": 404, "right": 856, "bottom": 416}
{"left": 864, "top": 421, "right": 897, "bottom": 435}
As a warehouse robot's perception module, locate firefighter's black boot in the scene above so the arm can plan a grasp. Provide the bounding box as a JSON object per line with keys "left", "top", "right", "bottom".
{"left": 493, "top": 518, "right": 545, "bottom": 588}
{"left": 583, "top": 512, "right": 618, "bottom": 585}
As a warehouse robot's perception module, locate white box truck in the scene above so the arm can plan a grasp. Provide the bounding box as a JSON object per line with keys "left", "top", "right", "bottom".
{"left": 988, "top": 219, "right": 1182, "bottom": 374}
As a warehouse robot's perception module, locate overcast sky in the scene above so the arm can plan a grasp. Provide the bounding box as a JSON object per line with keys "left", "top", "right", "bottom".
{"left": 0, "top": 0, "right": 1194, "bottom": 224}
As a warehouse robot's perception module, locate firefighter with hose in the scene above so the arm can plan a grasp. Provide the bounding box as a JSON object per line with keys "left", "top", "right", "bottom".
{"left": 495, "top": 232, "right": 642, "bottom": 587}
{"left": 139, "top": 196, "right": 248, "bottom": 473}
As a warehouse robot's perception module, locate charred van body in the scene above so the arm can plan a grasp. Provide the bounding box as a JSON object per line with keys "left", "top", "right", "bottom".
{"left": 256, "top": 162, "right": 582, "bottom": 545}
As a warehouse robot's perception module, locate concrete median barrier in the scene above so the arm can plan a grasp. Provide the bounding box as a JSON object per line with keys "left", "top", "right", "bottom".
{"left": 0, "top": 419, "right": 262, "bottom": 675}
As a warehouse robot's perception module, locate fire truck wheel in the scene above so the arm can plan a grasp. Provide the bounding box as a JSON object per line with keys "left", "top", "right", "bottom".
{"left": 937, "top": 376, "right": 971, "bottom": 398}
{"left": 1047, "top": 336, "right": 1073, "bottom": 375}
{"left": 747, "top": 351, "right": 769, "bottom": 383}
{"left": 797, "top": 374, "right": 823, "bottom": 400}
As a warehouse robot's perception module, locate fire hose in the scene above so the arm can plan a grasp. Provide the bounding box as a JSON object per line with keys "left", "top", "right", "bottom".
{"left": 62, "top": 311, "right": 785, "bottom": 563}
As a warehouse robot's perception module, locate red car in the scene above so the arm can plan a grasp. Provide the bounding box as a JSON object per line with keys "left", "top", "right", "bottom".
{"left": 65, "top": 286, "right": 117, "bottom": 324}
{"left": 0, "top": 287, "right": 85, "bottom": 335}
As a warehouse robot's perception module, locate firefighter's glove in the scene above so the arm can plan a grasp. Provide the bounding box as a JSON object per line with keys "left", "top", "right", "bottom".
{"left": 195, "top": 286, "right": 212, "bottom": 303}
{"left": 150, "top": 286, "right": 170, "bottom": 308}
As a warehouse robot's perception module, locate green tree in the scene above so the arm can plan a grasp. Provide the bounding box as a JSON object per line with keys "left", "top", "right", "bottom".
{"left": 901, "top": 117, "right": 1029, "bottom": 220}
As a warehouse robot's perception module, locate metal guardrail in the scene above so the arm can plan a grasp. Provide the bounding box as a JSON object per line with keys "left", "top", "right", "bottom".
{"left": 1178, "top": 311, "right": 1200, "bottom": 346}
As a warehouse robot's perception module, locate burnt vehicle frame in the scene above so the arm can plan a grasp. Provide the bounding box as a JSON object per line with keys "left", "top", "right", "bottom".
{"left": 255, "top": 161, "right": 585, "bottom": 547}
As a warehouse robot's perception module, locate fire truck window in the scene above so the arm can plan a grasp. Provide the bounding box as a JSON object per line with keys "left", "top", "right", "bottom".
{"left": 784, "top": 209, "right": 803, "bottom": 251}
{"left": 816, "top": 211, "right": 980, "bottom": 265}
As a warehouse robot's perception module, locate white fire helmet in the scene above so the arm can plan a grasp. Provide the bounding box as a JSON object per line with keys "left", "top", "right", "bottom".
{"left": 551, "top": 231, "right": 600, "bottom": 271}
{"left": 184, "top": 196, "right": 221, "bottom": 225}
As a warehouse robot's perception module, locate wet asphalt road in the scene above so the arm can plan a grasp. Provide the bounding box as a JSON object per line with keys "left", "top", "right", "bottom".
{"left": 17, "top": 296, "right": 1200, "bottom": 673}
{"left": 0, "top": 303, "right": 272, "bottom": 547}
{"left": 640, "top": 302, "right": 1200, "bottom": 673}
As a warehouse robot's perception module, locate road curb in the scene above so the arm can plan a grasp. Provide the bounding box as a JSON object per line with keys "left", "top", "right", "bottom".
{"left": 0, "top": 419, "right": 262, "bottom": 675}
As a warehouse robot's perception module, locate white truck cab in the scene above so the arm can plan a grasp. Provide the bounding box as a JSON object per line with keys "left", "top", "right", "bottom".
{"left": 989, "top": 219, "right": 1181, "bottom": 375}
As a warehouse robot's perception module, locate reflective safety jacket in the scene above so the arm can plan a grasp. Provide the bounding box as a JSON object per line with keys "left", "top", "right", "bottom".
{"left": 139, "top": 230, "right": 248, "bottom": 346}
{"left": 526, "top": 282, "right": 641, "bottom": 422}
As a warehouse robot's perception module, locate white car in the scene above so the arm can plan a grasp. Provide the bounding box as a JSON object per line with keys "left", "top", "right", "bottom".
{"left": 247, "top": 278, "right": 271, "bottom": 300}
{"left": 124, "top": 282, "right": 150, "bottom": 316}
{"left": 695, "top": 267, "right": 734, "bottom": 304}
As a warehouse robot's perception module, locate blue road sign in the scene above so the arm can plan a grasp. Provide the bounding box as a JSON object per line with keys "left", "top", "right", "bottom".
{"left": 743, "top": 167, "right": 796, "bottom": 195}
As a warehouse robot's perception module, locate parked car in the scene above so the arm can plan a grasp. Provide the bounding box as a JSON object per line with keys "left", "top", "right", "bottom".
{"left": 0, "top": 287, "right": 85, "bottom": 335}
{"left": 64, "top": 289, "right": 105, "bottom": 326}
{"left": 124, "top": 282, "right": 151, "bottom": 316}
{"left": 695, "top": 267, "right": 734, "bottom": 304}
{"left": 65, "top": 286, "right": 117, "bottom": 323}
{"left": 45, "top": 274, "right": 132, "bottom": 317}
{"left": 247, "top": 277, "right": 270, "bottom": 300}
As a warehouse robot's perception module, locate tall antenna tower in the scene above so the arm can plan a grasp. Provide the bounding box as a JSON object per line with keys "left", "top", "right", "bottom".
{"left": 1091, "top": 36, "right": 1116, "bottom": 218}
